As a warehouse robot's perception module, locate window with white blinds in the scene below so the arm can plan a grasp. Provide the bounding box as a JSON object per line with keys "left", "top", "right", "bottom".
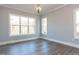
{"left": 9, "top": 14, "right": 36, "bottom": 36}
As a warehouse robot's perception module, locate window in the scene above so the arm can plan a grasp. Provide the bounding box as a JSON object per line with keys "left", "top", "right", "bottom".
{"left": 10, "top": 14, "right": 20, "bottom": 36}
{"left": 42, "top": 17, "right": 47, "bottom": 35}
{"left": 75, "top": 10, "right": 79, "bottom": 38}
{"left": 10, "top": 14, "right": 35, "bottom": 36}
{"left": 21, "top": 16, "right": 28, "bottom": 35}
{"left": 29, "top": 17, "right": 35, "bottom": 34}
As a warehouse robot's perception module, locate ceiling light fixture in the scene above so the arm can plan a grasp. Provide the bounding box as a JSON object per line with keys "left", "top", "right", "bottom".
{"left": 35, "top": 4, "right": 42, "bottom": 14}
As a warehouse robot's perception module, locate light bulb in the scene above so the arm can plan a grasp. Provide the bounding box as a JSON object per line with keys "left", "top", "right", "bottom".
{"left": 36, "top": 5, "right": 42, "bottom": 14}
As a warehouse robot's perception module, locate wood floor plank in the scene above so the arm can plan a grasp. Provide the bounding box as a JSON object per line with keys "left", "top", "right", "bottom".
{"left": 0, "top": 39, "right": 79, "bottom": 55}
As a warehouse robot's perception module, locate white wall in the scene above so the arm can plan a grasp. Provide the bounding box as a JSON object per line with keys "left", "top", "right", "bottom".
{"left": 43, "top": 5, "right": 79, "bottom": 47}
{"left": 1, "top": 4, "right": 79, "bottom": 48}
{"left": 0, "top": 6, "right": 40, "bottom": 43}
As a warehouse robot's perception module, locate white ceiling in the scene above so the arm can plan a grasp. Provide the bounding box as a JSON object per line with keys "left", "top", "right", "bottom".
{"left": 0, "top": 4, "right": 67, "bottom": 15}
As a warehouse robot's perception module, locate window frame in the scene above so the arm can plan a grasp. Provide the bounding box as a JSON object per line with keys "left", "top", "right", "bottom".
{"left": 9, "top": 14, "right": 36, "bottom": 36}
{"left": 74, "top": 9, "right": 79, "bottom": 39}
{"left": 28, "top": 17, "right": 36, "bottom": 34}
{"left": 20, "top": 16, "right": 29, "bottom": 35}
{"left": 9, "top": 14, "right": 20, "bottom": 36}
{"left": 41, "top": 17, "right": 47, "bottom": 35}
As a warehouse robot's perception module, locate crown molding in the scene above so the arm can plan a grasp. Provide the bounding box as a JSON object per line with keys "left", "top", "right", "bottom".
{"left": 0, "top": 4, "right": 68, "bottom": 16}
{"left": 42, "top": 4, "right": 68, "bottom": 16}
{"left": 0, "top": 5, "right": 35, "bottom": 15}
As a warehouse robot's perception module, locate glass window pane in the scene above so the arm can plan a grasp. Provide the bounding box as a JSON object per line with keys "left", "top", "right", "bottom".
{"left": 29, "top": 26, "right": 35, "bottom": 34}
{"left": 76, "top": 28, "right": 79, "bottom": 32}
{"left": 42, "top": 18, "right": 47, "bottom": 34}
{"left": 42, "top": 25, "right": 47, "bottom": 34}
{"left": 21, "top": 26, "right": 28, "bottom": 34}
{"left": 10, "top": 26, "right": 19, "bottom": 36}
{"left": 76, "top": 11, "right": 79, "bottom": 23}
{"left": 10, "top": 14, "right": 19, "bottom": 25}
{"left": 21, "top": 16, "right": 28, "bottom": 25}
{"left": 76, "top": 25, "right": 79, "bottom": 32}
{"left": 29, "top": 18, "right": 35, "bottom": 25}
{"left": 42, "top": 18, "right": 47, "bottom": 25}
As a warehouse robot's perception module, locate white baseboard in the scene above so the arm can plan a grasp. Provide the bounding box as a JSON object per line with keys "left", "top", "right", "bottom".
{"left": 1, "top": 36, "right": 79, "bottom": 49}
{"left": 43, "top": 37, "right": 79, "bottom": 49}
{"left": 0, "top": 37, "right": 38, "bottom": 46}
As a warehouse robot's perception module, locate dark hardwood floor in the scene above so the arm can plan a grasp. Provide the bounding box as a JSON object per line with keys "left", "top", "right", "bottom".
{"left": 0, "top": 38, "right": 79, "bottom": 55}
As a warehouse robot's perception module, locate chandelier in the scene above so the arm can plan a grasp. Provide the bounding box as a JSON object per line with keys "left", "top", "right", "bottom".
{"left": 35, "top": 4, "right": 42, "bottom": 14}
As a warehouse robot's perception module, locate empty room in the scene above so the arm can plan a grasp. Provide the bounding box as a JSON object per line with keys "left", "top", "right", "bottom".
{"left": 0, "top": 4, "right": 79, "bottom": 55}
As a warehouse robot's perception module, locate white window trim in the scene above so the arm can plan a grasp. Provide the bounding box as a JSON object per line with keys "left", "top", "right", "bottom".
{"left": 28, "top": 17, "right": 36, "bottom": 34}
{"left": 74, "top": 9, "right": 79, "bottom": 39}
{"left": 41, "top": 17, "right": 47, "bottom": 35}
{"left": 9, "top": 14, "right": 36, "bottom": 36}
